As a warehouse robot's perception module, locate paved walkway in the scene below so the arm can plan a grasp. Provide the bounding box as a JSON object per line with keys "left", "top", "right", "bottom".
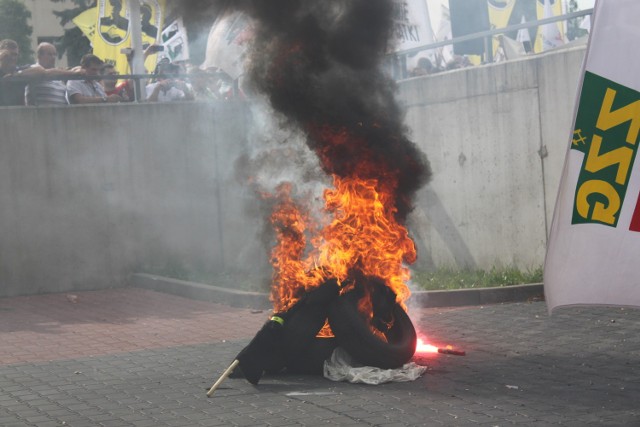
{"left": 1, "top": 287, "right": 639, "bottom": 426}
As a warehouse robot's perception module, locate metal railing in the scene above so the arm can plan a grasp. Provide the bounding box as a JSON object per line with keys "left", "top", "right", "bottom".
{"left": 390, "top": 8, "right": 593, "bottom": 79}
{"left": 4, "top": 8, "right": 593, "bottom": 103}
{"left": 4, "top": 72, "right": 240, "bottom": 104}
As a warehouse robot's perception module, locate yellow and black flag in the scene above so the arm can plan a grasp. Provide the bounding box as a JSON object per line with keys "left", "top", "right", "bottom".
{"left": 487, "top": 0, "right": 563, "bottom": 54}
{"left": 92, "top": 0, "right": 166, "bottom": 74}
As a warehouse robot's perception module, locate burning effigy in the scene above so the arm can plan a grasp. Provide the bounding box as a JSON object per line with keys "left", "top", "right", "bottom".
{"left": 208, "top": 0, "right": 437, "bottom": 395}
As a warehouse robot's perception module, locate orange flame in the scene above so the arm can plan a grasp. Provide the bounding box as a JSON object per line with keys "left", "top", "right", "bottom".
{"left": 268, "top": 126, "right": 417, "bottom": 318}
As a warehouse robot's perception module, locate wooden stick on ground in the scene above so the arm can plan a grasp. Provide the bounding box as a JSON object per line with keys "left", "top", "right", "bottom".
{"left": 206, "top": 359, "right": 240, "bottom": 397}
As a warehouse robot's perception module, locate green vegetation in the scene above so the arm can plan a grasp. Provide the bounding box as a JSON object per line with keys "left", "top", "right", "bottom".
{"left": 48, "top": 0, "right": 94, "bottom": 66}
{"left": 411, "top": 266, "right": 543, "bottom": 291}
{"left": 0, "top": 0, "right": 34, "bottom": 63}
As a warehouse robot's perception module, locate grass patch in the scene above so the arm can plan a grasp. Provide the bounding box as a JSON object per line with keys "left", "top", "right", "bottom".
{"left": 412, "top": 266, "right": 543, "bottom": 291}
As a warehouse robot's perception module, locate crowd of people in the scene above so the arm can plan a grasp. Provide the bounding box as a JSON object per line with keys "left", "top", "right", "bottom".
{"left": 0, "top": 38, "right": 238, "bottom": 107}
{"left": 408, "top": 55, "right": 473, "bottom": 78}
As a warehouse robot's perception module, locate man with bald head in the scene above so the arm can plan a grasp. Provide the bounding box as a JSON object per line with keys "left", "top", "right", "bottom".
{"left": 26, "top": 42, "right": 79, "bottom": 106}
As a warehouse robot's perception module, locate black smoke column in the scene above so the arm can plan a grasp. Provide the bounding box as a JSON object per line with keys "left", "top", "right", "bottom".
{"left": 239, "top": 0, "right": 431, "bottom": 222}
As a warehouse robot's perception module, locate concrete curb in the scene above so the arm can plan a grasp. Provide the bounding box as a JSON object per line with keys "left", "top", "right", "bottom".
{"left": 410, "top": 282, "right": 544, "bottom": 307}
{"left": 130, "top": 273, "right": 544, "bottom": 309}
{"left": 130, "top": 274, "right": 273, "bottom": 309}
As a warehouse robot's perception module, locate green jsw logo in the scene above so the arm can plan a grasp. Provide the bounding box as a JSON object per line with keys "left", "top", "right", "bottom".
{"left": 572, "top": 72, "right": 640, "bottom": 227}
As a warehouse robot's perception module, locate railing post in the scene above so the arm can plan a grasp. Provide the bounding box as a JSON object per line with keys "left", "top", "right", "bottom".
{"left": 128, "top": 0, "right": 146, "bottom": 102}
{"left": 484, "top": 36, "right": 493, "bottom": 64}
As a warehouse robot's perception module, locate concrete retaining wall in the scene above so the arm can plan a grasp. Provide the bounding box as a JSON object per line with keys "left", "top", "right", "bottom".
{"left": 0, "top": 46, "right": 586, "bottom": 297}
{"left": 0, "top": 102, "right": 257, "bottom": 297}
{"left": 401, "top": 46, "right": 586, "bottom": 269}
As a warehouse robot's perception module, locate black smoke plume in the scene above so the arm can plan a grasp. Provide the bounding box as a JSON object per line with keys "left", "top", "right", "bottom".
{"left": 236, "top": 0, "right": 431, "bottom": 222}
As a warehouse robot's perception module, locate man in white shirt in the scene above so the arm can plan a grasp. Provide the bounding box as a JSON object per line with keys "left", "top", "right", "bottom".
{"left": 67, "top": 54, "right": 123, "bottom": 104}
{"left": 26, "top": 43, "right": 80, "bottom": 106}
{"left": 1, "top": 39, "right": 78, "bottom": 106}
{"left": 145, "top": 63, "right": 194, "bottom": 102}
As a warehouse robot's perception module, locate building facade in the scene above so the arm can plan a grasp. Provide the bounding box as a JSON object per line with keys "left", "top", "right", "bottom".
{"left": 24, "top": 0, "right": 70, "bottom": 67}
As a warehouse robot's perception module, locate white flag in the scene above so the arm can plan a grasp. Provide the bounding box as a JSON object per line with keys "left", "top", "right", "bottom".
{"left": 435, "top": 4, "right": 453, "bottom": 64}
{"left": 516, "top": 14, "right": 532, "bottom": 53}
{"left": 202, "top": 7, "right": 253, "bottom": 80}
{"left": 392, "top": 0, "right": 435, "bottom": 52}
{"left": 544, "top": 0, "right": 640, "bottom": 312}
{"left": 579, "top": 15, "right": 591, "bottom": 33}
{"left": 392, "top": 0, "right": 437, "bottom": 69}
{"left": 497, "top": 34, "right": 525, "bottom": 60}
{"left": 540, "top": 0, "right": 564, "bottom": 51}
{"left": 516, "top": 15, "right": 530, "bottom": 44}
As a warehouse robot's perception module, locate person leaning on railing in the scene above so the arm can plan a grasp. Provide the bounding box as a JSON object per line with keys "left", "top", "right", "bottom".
{"left": 67, "top": 54, "right": 124, "bottom": 104}
{"left": 26, "top": 42, "right": 84, "bottom": 106}
{"left": 1, "top": 39, "right": 32, "bottom": 106}
{"left": 145, "top": 62, "right": 194, "bottom": 102}
{"left": 1, "top": 39, "right": 80, "bottom": 107}
{"left": 188, "top": 67, "right": 219, "bottom": 101}
{"left": 101, "top": 63, "right": 133, "bottom": 102}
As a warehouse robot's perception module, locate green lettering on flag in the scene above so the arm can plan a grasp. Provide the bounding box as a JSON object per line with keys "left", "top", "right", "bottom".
{"left": 572, "top": 71, "right": 640, "bottom": 227}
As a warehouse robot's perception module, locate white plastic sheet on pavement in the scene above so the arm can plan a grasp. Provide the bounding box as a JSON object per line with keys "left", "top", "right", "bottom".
{"left": 323, "top": 347, "right": 427, "bottom": 385}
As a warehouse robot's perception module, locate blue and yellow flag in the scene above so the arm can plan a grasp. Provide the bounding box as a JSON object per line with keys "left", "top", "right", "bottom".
{"left": 91, "top": 0, "right": 166, "bottom": 74}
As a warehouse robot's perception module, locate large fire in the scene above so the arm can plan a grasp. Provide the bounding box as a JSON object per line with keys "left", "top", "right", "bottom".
{"left": 268, "top": 129, "right": 417, "bottom": 337}
{"left": 246, "top": 0, "right": 430, "bottom": 347}
{"left": 207, "top": 2, "right": 447, "bottom": 395}
{"left": 270, "top": 173, "right": 415, "bottom": 312}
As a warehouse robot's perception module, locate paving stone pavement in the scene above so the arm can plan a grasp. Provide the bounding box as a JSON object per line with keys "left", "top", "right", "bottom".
{"left": 1, "top": 288, "right": 639, "bottom": 426}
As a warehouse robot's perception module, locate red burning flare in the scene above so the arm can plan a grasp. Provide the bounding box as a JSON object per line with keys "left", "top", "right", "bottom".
{"left": 416, "top": 338, "right": 466, "bottom": 356}
{"left": 416, "top": 338, "right": 439, "bottom": 354}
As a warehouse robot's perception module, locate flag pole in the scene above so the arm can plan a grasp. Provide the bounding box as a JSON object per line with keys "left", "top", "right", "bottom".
{"left": 128, "top": 0, "right": 146, "bottom": 101}
{"left": 207, "top": 359, "right": 240, "bottom": 397}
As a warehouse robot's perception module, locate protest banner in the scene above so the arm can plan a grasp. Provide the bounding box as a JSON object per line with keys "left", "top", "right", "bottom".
{"left": 544, "top": 0, "right": 640, "bottom": 311}
{"left": 92, "top": 0, "right": 165, "bottom": 74}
